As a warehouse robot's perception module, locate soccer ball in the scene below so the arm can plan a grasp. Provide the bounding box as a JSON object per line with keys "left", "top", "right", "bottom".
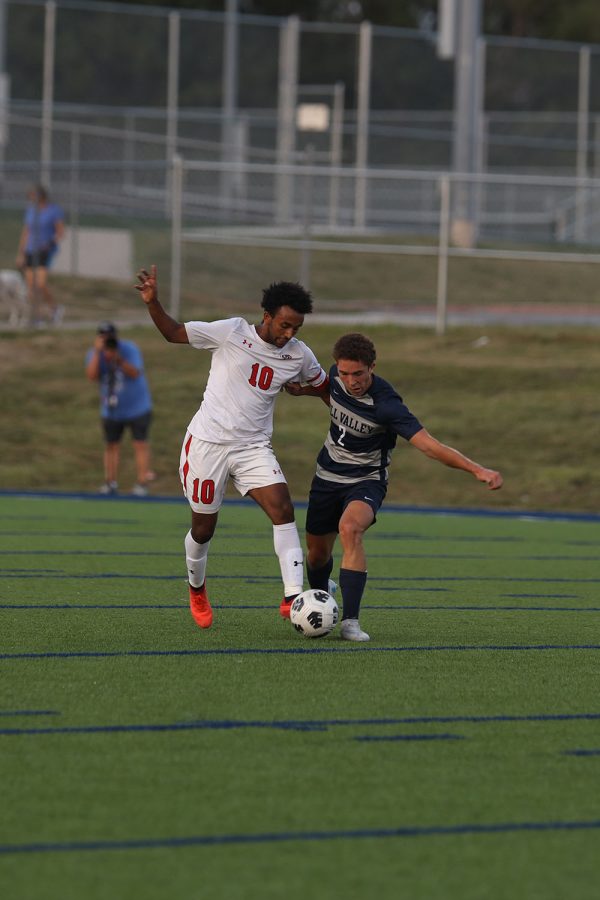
{"left": 290, "top": 589, "right": 339, "bottom": 638}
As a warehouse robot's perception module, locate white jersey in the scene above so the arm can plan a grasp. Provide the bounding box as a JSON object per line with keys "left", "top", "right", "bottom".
{"left": 185, "top": 317, "right": 326, "bottom": 445}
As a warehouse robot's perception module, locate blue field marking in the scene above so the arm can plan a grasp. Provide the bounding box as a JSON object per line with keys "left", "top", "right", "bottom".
{"left": 4, "top": 572, "right": 600, "bottom": 585}
{"left": 1, "top": 711, "right": 599, "bottom": 738}
{"left": 1, "top": 818, "right": 600, "bottom": 856}
{"left": 378, "top": 587, "right": 450, "bottom": 592}
{"left": 4, "top": 602, "right": 600, "bottom": 613}
{"left": 501, "top": 593, "right": 580, "bottom": 599}
{"left": 0, "top": 530, "right": 164, "bottom": 539}
{"left": 0, "top": 550, "right": 182, "bottom": 557}
{"left": 3, "top": 643, "right": 600, "bottom": 663}
{"left": 564, "top": 749, "right": 600, "bottom": 757}
{"left": 0, "top": 710, "right": 59, "bottom": 718}
{"left": 354, "top": 733, "right": 464, "bottom": 742}
{"left": 364, "top": 605, "right": 600, "bottom": 612}
{"left": 369, "top": 533, "right": 524, "bottom": 542}
{"left": 0, "top": 603, "right": 187, "bottom": 609}
{"left": 3, "top": 489, "right": 600, "bottom": 522}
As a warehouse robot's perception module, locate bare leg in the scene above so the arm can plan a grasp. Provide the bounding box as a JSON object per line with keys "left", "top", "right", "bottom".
{"left": 34, "top": 267, "right": 56, "bottom": 316}
{"left": 104, "top": 442, "right": 120, "bottom": 485}
{"left": 133, "top": 440, "right": 152, "bottom": 484}
{"left": 24, "top": 267, "right": 40, "bottom": 324}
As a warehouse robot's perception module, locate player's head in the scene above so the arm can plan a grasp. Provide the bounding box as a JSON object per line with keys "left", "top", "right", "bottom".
{"left": 332, "top": 333, "right": 376, "bottom": 397}
{"left": 261, "top": 281, "right": 313, "bottom": 317}
{"left": 333, "top": 333, "right": 376, "bottom": 367}
{"left": 258, "top": 282, "right": 313, "bottom": 348}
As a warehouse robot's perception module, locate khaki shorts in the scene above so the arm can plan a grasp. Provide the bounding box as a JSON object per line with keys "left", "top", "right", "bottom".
{"left": 179, "top": 432, "right": 287, "bottom": 513}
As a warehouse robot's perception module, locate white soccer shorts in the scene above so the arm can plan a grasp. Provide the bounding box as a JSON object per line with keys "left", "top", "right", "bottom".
{"left": 179, "top": 432, "right": 287, "bottom": 513}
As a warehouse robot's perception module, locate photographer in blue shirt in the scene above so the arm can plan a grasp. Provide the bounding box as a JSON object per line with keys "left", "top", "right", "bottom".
{"left": 85, "top": 322, "right": 154, "bottom": 496}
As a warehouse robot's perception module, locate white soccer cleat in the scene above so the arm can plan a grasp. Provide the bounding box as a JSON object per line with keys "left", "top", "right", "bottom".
{"left": 327, "top": 579, "right": 338, "bottom": 598}
{"left": 340, "top": 618, "right": 370, "bottom": 642}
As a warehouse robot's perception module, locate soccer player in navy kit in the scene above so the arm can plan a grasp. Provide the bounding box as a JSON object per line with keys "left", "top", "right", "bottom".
{"left": 297, "top": 333, "right": 503, "bottom": 642}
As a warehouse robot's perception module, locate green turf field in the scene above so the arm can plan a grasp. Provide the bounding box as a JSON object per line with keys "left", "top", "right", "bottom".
{"left": 1, "top": 494, "right": 600, "bottom": 899}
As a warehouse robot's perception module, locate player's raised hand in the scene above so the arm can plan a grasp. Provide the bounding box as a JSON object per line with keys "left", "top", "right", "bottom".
{"left": 135, "top": 265, "right": 158, "bottom": 304}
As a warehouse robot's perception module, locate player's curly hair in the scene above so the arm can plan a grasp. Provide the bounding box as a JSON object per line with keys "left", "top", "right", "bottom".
{"left": 332, "top": 333, "right": 376, "bottom": 367}
{"left": 261, "top": 281, "right": 313, "bottom": 316}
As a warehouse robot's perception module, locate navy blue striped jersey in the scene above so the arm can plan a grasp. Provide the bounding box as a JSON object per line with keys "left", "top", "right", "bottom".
{"left": 315, "top": 365, "right": 423, "bottom": 484}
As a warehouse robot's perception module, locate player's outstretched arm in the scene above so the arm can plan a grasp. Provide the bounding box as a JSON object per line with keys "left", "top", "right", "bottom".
{"left": 135, "top": 264, "right": 189, "bottom": 344}
{"left": 283, "top": 379, "right": 330, "bottom": 405}
{"left": 409, "top": 428, "right": 503, "bottom": 490}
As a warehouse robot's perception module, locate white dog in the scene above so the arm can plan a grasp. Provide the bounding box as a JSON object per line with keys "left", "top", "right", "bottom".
{"left": 0, "top": 269, "right": 29, "bottom": 327}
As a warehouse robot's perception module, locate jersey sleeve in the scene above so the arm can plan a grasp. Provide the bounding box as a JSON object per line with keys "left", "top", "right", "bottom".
{"left": 299, "top": 345, "right": 327, "bottom": 388}
{"left": 378, "top": 396, "right": 423, "bottom": 441}
{"left": 184, "top": 317, "right": 239, "bottom": 351}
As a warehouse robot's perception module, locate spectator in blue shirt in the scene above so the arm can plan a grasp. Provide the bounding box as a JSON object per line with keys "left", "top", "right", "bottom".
{"left": 85, "top": 322, "right": 155, "bottom": 496}
{"left": 16, "top": 185, "right": 65, "bottom": 326}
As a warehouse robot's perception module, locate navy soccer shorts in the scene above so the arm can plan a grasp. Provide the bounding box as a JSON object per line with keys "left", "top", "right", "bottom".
{"left": 305, "top": 475, "right": 387, "bottom": 535}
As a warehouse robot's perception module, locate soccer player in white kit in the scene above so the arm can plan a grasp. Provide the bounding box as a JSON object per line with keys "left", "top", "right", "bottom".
{"left": 136, "top": 265, "right": 328, "bottom": 629}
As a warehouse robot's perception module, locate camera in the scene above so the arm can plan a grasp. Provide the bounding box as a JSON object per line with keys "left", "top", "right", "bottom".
{"left": 104, "top": 336, "right": 118, "bottom": 350}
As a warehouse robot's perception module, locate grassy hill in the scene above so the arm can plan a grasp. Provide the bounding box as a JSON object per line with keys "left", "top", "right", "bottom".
{"left": 2, "top": 318, "right": 598, "bottom": 514}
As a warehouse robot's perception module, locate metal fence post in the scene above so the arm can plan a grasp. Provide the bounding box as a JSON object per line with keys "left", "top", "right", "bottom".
{"left": 166, "top": 11, "right": 180, "bottom": 217}
{"left": 41, "top": 0, "right": 56, "bottom": 186}
{"left": 221, "top": 0, "right": 240, "bottom": 215}
{"left": 436, "top": 175, "right": 451, "bottom": 335}
{"left": 170, "top": 155, "right": 183, "bottom": 320}
{"left": 299, "top": 144, "right": 315, "bottom": 289}
{"left": 276, "top": 15, "right": 299, "bottom": 224}
{"left": 68, "top": 126, "right": 80, "bottom": 276}
{"left": 329, "top": 81, "right": 345, "bottom": 228}
{"left": 354, "top": 20, "right": 371, "bottom": 229}
{"left": 575, "top": 44, "right": 590, "bottom": 243}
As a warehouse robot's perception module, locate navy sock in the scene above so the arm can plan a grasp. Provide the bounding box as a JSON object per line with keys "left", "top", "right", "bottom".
{"left": 339, "top": 568, "right": 367, "bottom": 620}
{"left": 306, "top": 557, "right": 333, "bottom": 591}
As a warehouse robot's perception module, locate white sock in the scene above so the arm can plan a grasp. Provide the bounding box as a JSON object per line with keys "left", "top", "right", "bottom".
{"left": 273, "top": 522, "right": 304, "bottom": 597}
{"left": 185, "top": 530, "right": 210, "bottom": 588}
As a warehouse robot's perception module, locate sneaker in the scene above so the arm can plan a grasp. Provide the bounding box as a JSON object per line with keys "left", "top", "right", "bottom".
{"left": 51, "top": 305, "right": 65, "bottom": 326}
{"left": 98, "top": 481, "right": 118, "bottom": 496}
{"left": 340, "top": 618, "right": 370, "bottom": 642}
{"left": 327, "top": 579, "right": 338, "bottom": 598}
{"left": 189, "top": 583, "right": 213, "bottom": 629}
{"left": 131, "top": 483, "right": 148, "bottom": 497}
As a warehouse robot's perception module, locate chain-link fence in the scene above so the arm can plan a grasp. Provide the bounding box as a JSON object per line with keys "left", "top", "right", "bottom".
{"left": 3, "top": 0, "right": 600, "bottom": 332}
{"left": 4, "top": 1, "right": 600, "bottom": 181}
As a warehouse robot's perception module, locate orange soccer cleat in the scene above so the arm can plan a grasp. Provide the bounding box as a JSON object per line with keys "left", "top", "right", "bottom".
{"left": 279, "top": 596, "right": 297, "bottom": 619}
{"left": 189, "top": 582, "right": 213, "bottom": 629}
